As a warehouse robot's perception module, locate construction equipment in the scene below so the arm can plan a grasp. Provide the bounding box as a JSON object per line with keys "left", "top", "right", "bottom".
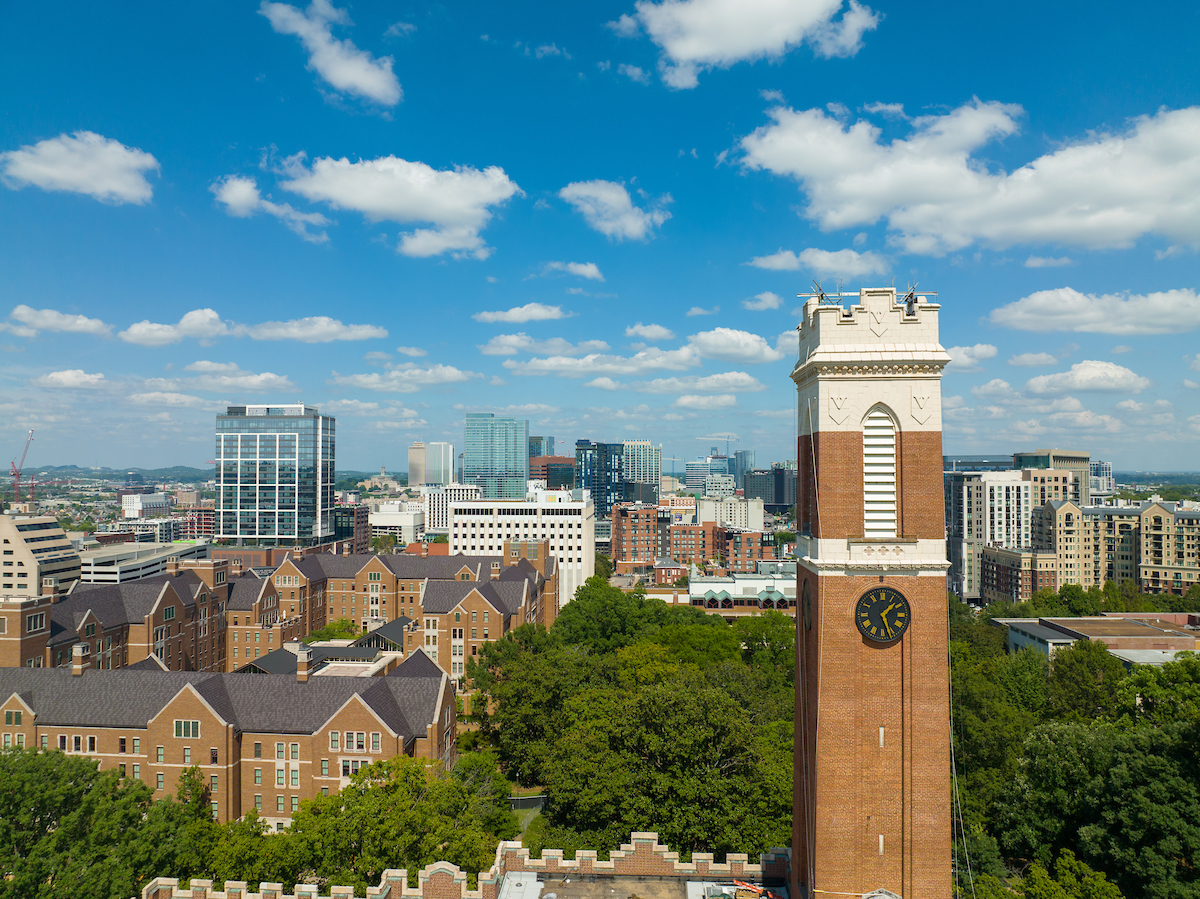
{"left": 9, "top": 429, "right": 34, "bottom": 503}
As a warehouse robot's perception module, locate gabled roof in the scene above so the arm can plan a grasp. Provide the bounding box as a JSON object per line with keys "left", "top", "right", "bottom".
{"left": 227, "top": 572, "right": 268, "bottom": 611}
{"left": 47, "top": 581, "right": 180, "bottom": 646}
{"left": 281, "top": 552, "right": 507, "bottom": 583}
{"left": 0, "top": 666, "right": 447, "bottom": 740}
{"left": 235, "top": 643, "right": 381, "bottom": 675}
{"left": 419, "top": 579, "right": 523, "bottom": 616}
{"left": 352, "top": 616, "right": 413, "bottom": 647}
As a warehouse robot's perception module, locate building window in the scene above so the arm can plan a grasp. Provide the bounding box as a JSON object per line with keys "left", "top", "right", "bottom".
{"left": 132, "top": 738, "right": 140, "bottom": 755}
{"left": 174, "top": 720, "right": 200, "bottom": 739}
{"left": 88, "top": 736, "right": 96, "bottom": 753}
{"left": 132, "top": 764, "right": 140, "bottom": 780}
{"left": 164, "top": 607, "right": 175, "bottom": 621}
{"left": 255, "top": 794, "right": 263, "bottom": 810}
{"left": 330, "top": 731, "right": 340, "bottom": 751}
{"left": 276, "top": 769, "right": 285, "bottom": 786}
{"left": 4, "top": 711, "right": 20, "bottom": 726}
{"left": 290, "top": 742, "right": 299, "bottom": 760}
{"left": 156, "top": 746, "right": 164, "bottom": 763}
{"left": 183, "top": 747, "right": 191, "bottom": 764}
{"left": 291, "top": 796, "right": 299, "bottom": 812}
{"left": 255, "top": 768, "right": 262, "bottom": 785}
{"left": 157, "top": 773, "right": 164, "bottom": 790}
{"left": 291, "top": 769, "right": 299, "bottom": 787}
{"left": 321, "top": 759, "right": 329, "bottom": 776}
{"left": 277, "top": 795, "right": 285, "bottom": 812}
{"left": 863, "top": 408, "right": 898, "bottom": 539}
{"left": 210, "top": 774, "right": 218, "bottom": 791}
{"left": 254, "top": 741, "right": 262, "bottom": 758}
{"left": 371, "top": 732, "right": 380, "bottom": 752}
{"left": 276, "top": 742, "right": 284, "bottom": 759}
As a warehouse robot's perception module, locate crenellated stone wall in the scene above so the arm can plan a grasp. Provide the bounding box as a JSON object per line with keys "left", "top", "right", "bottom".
{"left": 141, "top": 833, "right": 790, "bottom": 899}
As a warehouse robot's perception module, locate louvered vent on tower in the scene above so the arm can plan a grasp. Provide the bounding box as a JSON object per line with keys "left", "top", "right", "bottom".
{"left": 863, "top": 409, "right": 897, "bottom": 539}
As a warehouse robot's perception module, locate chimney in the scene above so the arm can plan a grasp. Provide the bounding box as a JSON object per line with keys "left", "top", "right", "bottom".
{"left": 421, "top": 542, "right": 428, "bottom": 558}
{"left": 41, "top": 577, "right": 59, "bottom": 601}
{"left": 296, "top": 647, "right": 311, "bottom": 683}
{"left": 231, "top": 559, "right": 243, "bottom": 577}
{"left": 342, "top": 541, "right": 351, "bottom": 557}
{"left": 71, "top": 643, "right": 86, "bottom": 676}
{"left": 166, "top": 556, "right": 180, "bottom": 575}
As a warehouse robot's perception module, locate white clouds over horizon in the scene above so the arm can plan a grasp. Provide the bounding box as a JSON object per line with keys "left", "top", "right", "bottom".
{"left": 946, "top": 344, "right": 997, "bottom": 371}
{"left": 330, "top": 363, "right": 478, "bottom": 393}
{"left": 541, "top": 261, "right": 605, "bottom": 281}
{"left": 473, "top": 303, "right": 568, "bottom": 324}
{"left": 1, "top": 131, "right": 159, "bottom": 204}
{"left": 748, "top": 246, "right": 887, "bottom": 277}
{"left": 740, "top": 101, "right": 1200, "bottom": 256}
{"left": 117, "top": 309, "right": 386, "bottom": 346}
{"left": 990, "top": 287, "right": 1200, "bottom": 335}
{"left": 558, "top": 180, "right": 671, "bottom": 241}
{"left": 279, "top": 153, "right": 521, "bottom": 259}
{"left": 260, "top": 0, "right": 402, "bottom": 105}
{"left": 610, "top": 0, "right": 878, "bottom": 89}
{"left": 210, "top": 175, "right": 331, "bottom": 243}
{"left": 1024, "top": 360, "right": 1151, "bottom": 395}
{"left": 478, "top": 333, "right": 610, "bottom": 356}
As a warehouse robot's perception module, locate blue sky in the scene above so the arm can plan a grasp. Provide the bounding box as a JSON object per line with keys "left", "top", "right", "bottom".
{"left": 3, "top": 0, "right": 1200, "bottom": 472}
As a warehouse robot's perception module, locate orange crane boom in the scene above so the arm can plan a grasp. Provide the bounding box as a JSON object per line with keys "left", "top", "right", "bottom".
{"left": 9, "top": 429, "right": 33, "bottom": 503}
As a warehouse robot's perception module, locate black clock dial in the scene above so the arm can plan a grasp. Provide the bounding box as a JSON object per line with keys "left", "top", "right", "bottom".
{"left": 855, "top": 587, "right": 911, "bottom": 643}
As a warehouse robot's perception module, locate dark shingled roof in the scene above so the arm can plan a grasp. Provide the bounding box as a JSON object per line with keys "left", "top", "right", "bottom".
{"left": 227, "top": 572, "right": 268, "bottom": 611}
{"left": 235, "top": 644, "right": 382, "bottom": 675}
{"left": 352, "top": 616, "right": 413, "bottom": 648}
{"left": 282, "top": 552, "right": 506, "bottom": 583}
{"left": 385, "top": 650, "right": 445, "bottom": 732}
{"left": 0, "top": 664, "right": 447, "bottom": 740}
{"left": 126, "top": 655, "right": 169, "bottom": 671}
{"left": 47, "top": 581, "right": 177, "bottom": 646}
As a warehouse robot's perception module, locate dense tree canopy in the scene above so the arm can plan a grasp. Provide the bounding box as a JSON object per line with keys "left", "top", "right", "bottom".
{"left": 467, "top": 577, "right": 794, "bottom": 860}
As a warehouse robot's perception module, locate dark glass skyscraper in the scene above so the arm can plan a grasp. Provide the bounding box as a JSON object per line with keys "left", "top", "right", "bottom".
{"left": 463, "top": 413, "right": 529, "bottom": 499}
{"left": 215, "top": 404, "right": 335, "bottom": 544}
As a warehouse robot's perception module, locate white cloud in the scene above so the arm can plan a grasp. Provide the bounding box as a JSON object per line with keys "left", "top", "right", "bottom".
{"left": 585, "top": 377, "right": 624, "bottom": 390}
{"left": 33, "top": 369, "right": 105, "bottom": 388}
{"left": 1025, "top": 360, "right": 1151, "bottom": 395}
{"left": 260, "top": 0, "right": 402, "bottom": 105}
{"left": 396, "top": 345, "right": 427, "bottom": 356}
{"left": 946, "top": 344, "right": 998, "bottom": 371}
{"left": 0, "top": 131, "right": 159, "bottom": 204}
{"left": 743, "top": 291, "right": 782, "bottom": 311}
{"left": 176, "top": 367, "right": 296, "bottom": 393}
{"left": 1186, "top": 380, "right": 1200, "bottom": 390}
{"left": 542, "top": 261, "right": 605, "bottom": 281}
{"left": 322, "top": 399, "right": 383, "bottom": 414}
{"left": 686, "top": 305, "right": 719, "bottom": 316}
{"left": 558, "top": 180, "right": 670, "bottom": 240}
{"left": 473, "top": 303, "right": 568, "bottom": 323}
{"left": 1024, "top": 255, "right": 1073, "bottom": 268}
{"left": 971, "top": 379, "right": 1013, "bottom": 398}
{"left": 118, "top": 309, "right": 385, "bottom": 345}
{"left": 184, "top": 361, "right": 240, "bottom": 373}
{"left": 505, "top": 346, "right": 700, "bottom": 377}
{"left": 237, "top": 316, "right": 387, "bottom": 342}
{"left": 210, "top": 175, "right": 330, "bottom": 243}
{"left": 676, "top": 394, "right": 738, "bottom": 409}
{"left": 626, "top": 322, "right": 675, "bottom": 341}
{"left": 280, "top": 153, "right": 521, "bottom": 259}
{"left": 618, "top": 63, "right": 651, "bottom": 84}
{"left": 688, "top": 327, "right": 785, "bottom": 363}
{"left": 7, "top": 305, "right": 112, "bottom": 337}
{"left": 990, "top": 287, "right": 1200, "bottom": 335}
{"left": 385, "top": 21, "right": 416, "bottom": 37}
{"left": 745, "top": 246, "right": 886, "bottom": 277}
{"left": 535, "top": 43, "right": 570, "bottom": 59}
{"left": 634, "top": 371, "right": 765, "bottom": 393}
{"left": 127, "top": 392, "right": 215, "bottom": 408}
{"left": 1112, "top": 345, "right": 1132, "bottom": 354}
{"left": 740, "top": 102, "right": 1200, "bottom": 256}
{"left": 331, "top": 364, "right": 478, "bottom": 393}
{"left": 120, "top": 309, "right": 228, "bottom": 346}
{"left": 612, "top": 0, "right": 878, "bottom": 89}
{"left": 1008, "top": 352, "right": 1058, "bottom": 367}
{"left": 478, "top": 333, "right": 610, "bottom": 355}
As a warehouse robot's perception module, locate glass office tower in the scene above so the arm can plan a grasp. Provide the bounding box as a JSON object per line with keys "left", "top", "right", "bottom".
{"left": 463, "top": 413, "right": 529, "bottom": 499}
{"left": 215, "top": 404, "right": 335, "bottom": 544}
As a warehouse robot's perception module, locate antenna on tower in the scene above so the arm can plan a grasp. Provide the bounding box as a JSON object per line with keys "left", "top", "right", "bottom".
{"left": 900, "top": 279, "right": 938, "bottom": 316}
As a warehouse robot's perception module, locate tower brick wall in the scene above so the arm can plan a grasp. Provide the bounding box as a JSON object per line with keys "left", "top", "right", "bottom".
{"left": 792, "top": 288, "right": 952, "bottom": 898}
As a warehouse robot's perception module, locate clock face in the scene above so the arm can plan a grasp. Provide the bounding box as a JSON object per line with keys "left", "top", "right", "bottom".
{"left": 855, "top": 587, "right": 911, "bottom": 643}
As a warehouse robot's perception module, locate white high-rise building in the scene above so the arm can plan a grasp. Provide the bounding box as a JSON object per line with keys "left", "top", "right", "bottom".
{"left": 423, "top": 482, "right": 482, "bottom": 533}
{"left": 449, "top": 486, "right": 595, "bottom": 612}
{"left": 698, "top": 496, "right": 765, "bottom": 530}
{"left": 408, "top": 442, "right": 426, "bottom": 488}
{"left": 623, "top": 440, "right": 662, "bottom": 491}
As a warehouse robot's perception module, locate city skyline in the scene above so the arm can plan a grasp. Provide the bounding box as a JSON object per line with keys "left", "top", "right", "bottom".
{"left": 3, "top": 1, "right": 1200, "bottom": 470}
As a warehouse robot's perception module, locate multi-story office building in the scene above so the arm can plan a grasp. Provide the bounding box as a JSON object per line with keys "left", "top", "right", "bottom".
{"left": 423, "top": 483, "right": 482, "bottom": 534}
{"left": 369, "top": 502, "right": 425, "bottom": 545}
{"left": 743, "top": 464, "right": 798, "bottom": 514}
{"left": 946, "top": 468, "right": 1073, "bottom": 600}
{"left": 611, "top": 502, "right": 672, "bottom": 575}
{"left": 122, "top": 493, "right": 170, "bottom": 519}
{"left": 410, "top": 441, "right": 455, "bottom": 488}
{"left": 333, "top": 505, "right": 370, "bottom": 554}
{"left": 464, "top": 414, "right": 528, "bottom": 499}
{"left": 623, "top": 440, "right": 662, "bottom": 501}
{"left": 0, "top": 651, "right": 453, "bottom": 827}
{"left": 732, "top": 449, "right": 756, "bottom": 488}
{"left": 575, "top": 440, "right": 624, "bottom": 543}
{"left": 704, "top": 475, "right": 736, "bottom": 498}
{"left": 0, "top": 514, "right": 81, "bottom": 597}
{"left": 698, "top": 496, "right": 766, "bottom": 531}
{"left": 215, "top": 404, "right": 335, "bottom": 545}
{"left": 448, "top": 487, "right": 594, "bottom": 615}
{"left": 528, "top": 436, "right": 554, "bottom": 458}
{"left": 1091, "top": 460, "right": 1116, "bottom": 497}
{"left": 529, "top": 455, "right": 576, "bottom": 490}
{"left": 942, "top": 454, "right": 1014, "bottom": 472}
{"left": 1013, "top": 448, "right": 1091, "bottom": 506}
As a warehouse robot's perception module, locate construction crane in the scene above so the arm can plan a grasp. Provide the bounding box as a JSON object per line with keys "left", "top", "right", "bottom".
{"left": 9, "top": 429, "right": 33, "bottom": 503}
{"left": 662, "top": 456, "right": 683, "bottom": 477}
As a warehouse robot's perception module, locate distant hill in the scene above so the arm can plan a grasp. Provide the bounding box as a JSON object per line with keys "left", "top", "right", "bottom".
{"left": 1116, "top": 472, "right": 1200, "bottom": 485}
{"left": 26, "top": 465, "right": 214, "bottom": 484}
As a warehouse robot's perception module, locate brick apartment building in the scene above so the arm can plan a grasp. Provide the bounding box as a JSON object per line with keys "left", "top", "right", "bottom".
{"left": 0, "top": 649, "right": 453, "bottom": 828}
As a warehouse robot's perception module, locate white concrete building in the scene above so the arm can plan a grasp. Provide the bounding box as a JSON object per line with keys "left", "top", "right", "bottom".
{"left": 423, "top": 482, "right": 482, "bottom": 533}
{"left": 369, "top": 502, "right": 426, "bottom": 545}
{"left": 623, "top": 440, "right": 662, "bottom": 495}
{"left": 449, "top": 486, "right": 595, "bottom": 611}
{"left": 0, "top": 514, "right": 81, "bottom": 596}
{"left": 698, "top": 496, "right": 765, "bottom": 531}
{"left": 704, "top": 475, "right": 736, "bottom": 499}
{"left": 122, "top": 493, "right": 170, "bottom": 519}
{"left": 78, "top": 541, "right": 209, "bottom": 584}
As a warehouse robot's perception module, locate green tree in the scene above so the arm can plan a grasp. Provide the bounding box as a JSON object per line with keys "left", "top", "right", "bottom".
{"left": 307, "top": 618, "right": 360, "bottom": 642}
{"left": 1046, "top": 640, "right": 1127, "bottom": 721}
{"left": 732, "top": 610, "right": 795, "bottom": 682}
{"left": 371, "top": 534, "right": 396, "bottom": 554}
{"left": 595, "top": 552, "right": 614, "bottom": 580}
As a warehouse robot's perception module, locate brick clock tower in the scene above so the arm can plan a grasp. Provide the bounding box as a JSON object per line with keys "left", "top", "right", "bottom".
{"left": 791, "top": 287, "right": 952, "bottom": 898}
